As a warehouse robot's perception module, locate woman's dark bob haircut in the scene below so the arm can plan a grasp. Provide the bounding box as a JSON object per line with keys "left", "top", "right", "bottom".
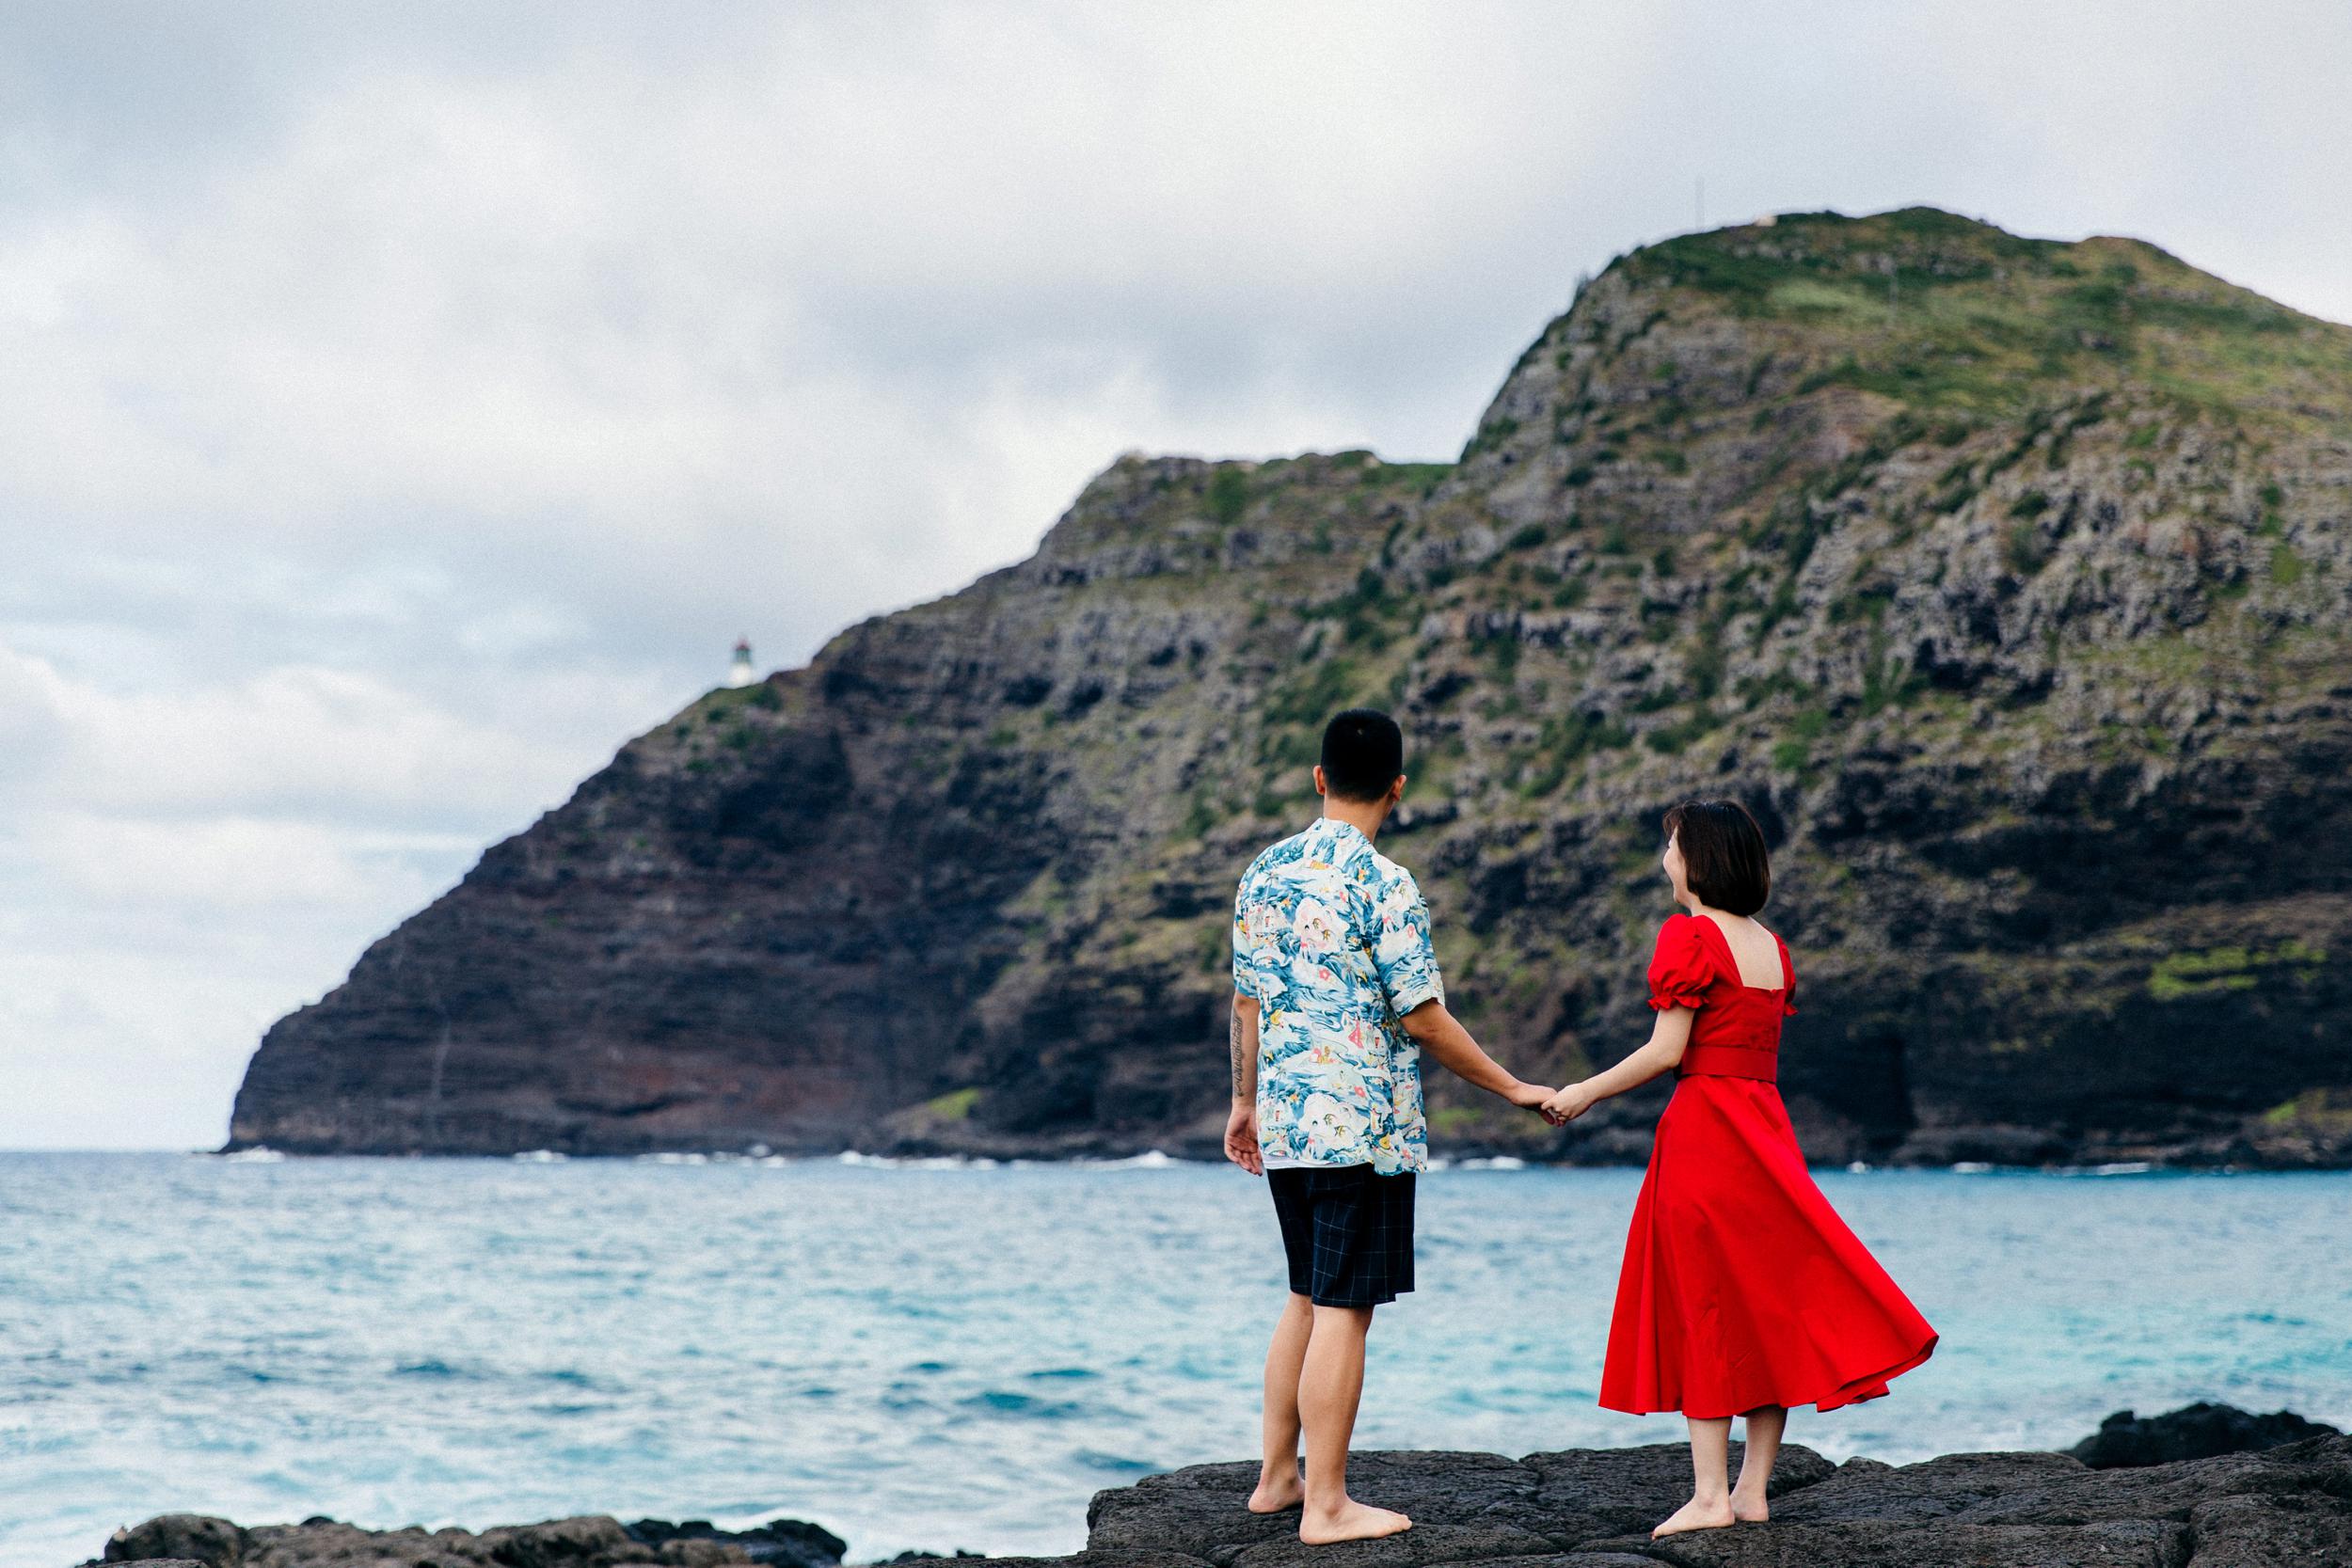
{"left": 1664, "top": 799, "right": 1771, "bottom": 916}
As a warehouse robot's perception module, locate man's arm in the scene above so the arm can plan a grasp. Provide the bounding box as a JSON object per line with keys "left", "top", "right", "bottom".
{"left": 1401, "top": 1000, "right": 1551, "bottom": 1109}
{"left": 1224, "top": 992, "right": 1263, "bottom": 1175}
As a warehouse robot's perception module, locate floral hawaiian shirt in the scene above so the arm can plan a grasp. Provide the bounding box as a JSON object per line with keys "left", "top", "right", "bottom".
{"left": 1232, "top": 816, "right": 1444, "bottom": 1175}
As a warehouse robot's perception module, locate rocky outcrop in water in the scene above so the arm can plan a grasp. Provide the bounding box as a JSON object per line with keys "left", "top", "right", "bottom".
{"left": 227, "top": 207, "right": 2352, "bottom": 1166}
{"left": 2069, "top": 1401, "right": 2344, "bottom": 1468}
{"left": 97, "top": 1513, "right": 845, "bottom": 1568}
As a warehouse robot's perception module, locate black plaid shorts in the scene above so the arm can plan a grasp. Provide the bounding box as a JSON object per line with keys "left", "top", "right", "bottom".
{"left": 1267, "top": 1164, "right": 1416, "bottom": 1307}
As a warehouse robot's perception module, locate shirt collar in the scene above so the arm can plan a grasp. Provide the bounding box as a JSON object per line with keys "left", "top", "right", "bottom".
{"left": 1309, "top": 816, "right": 1369, "bottom": 847}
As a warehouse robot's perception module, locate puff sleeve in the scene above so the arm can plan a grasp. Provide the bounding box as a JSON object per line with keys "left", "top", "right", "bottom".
{"left": 1645, "top": 916, "right": 1712, "bottom": 1013}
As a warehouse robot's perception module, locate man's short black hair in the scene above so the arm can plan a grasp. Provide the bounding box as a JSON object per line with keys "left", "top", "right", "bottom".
{"left": 1663, "top": 798, "right": 1772, "bottom": 915}
{"left": 1320, "top": 709, "right": 1406, "bottom": 802}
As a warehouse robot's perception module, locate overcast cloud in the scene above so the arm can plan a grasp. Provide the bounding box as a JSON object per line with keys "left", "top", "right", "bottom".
{"left": 3, "top": 1, "right": 2346, "bottom": 1148}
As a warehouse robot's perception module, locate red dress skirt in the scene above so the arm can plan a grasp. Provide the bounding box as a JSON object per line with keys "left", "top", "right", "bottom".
{"left": 1598, "top": 913, "right": 1937, "bottom": 1418}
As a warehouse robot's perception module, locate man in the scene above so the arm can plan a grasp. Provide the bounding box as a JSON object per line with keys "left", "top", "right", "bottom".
{"left": 1225, "top": 707, "right": 1554, "bottom": 1544}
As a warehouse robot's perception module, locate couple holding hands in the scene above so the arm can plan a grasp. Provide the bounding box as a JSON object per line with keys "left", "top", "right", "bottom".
{"left": 1224, "top": 709, "right": 1937, "bottom": 1544}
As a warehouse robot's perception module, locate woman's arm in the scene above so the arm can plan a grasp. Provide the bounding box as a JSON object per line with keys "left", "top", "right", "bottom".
{"left": 1542, "top": 1006, "right": 1695, "bottom": 1123}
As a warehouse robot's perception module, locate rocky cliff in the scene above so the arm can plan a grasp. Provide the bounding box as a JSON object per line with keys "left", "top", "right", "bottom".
{"left": 229, "top": 208, "right": 2352, "bottom": 1165}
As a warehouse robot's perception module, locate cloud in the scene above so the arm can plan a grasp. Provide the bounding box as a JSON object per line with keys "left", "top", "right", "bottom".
{"left": 1, "top": 0, "right": 2346, "bottom": 1147}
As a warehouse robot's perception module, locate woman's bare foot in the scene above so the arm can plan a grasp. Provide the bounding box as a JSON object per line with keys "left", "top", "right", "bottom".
{"left": 1299, "top": 1499, "right": 1412, "bottom": 1544}
{"left": 1731, "top": 1485, "right": 1770, "bottom": 1524}
{"left": 1652, "top": 1494, "right": 1737, "bottom": 1538}
{"left": 1247, "top": 1468, "right": 1303, "bottom": 1514}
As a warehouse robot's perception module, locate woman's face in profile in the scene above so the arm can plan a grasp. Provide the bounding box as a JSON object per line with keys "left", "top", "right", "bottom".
{"left": 1661, "top": 829, "right": 1688, "bottom": 901}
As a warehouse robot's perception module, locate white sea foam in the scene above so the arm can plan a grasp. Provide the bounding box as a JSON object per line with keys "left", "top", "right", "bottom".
{"left": 219, "top": 1147, "right": 284, "bottom": 1163}
{"left": 835, "top": 1150, "right": 1003, "bottom": 1169}
{"left": 513, "top": 1149, "right": 567, "bottom": 1164}
{"left": 1455, "top": 1156, "right": 1529, "bottom": 1171}
{"left": 1952, "top": 1161, "right": 1994, "bottom": 1174}
{"left": 1085, "top": 1149, "right": 1179, "bottom": 1169}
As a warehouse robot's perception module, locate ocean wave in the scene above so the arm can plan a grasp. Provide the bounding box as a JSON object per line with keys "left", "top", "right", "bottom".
{"left": 835, "top": 1151, "right": 1003, "bottom": 1170}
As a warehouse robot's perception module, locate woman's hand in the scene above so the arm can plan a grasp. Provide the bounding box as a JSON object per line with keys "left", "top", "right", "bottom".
{"left": 1541, "top": 1082, "right": 1596, "bottom": 1125}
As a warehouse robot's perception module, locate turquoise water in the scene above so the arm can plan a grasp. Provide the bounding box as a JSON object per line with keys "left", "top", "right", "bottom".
{"left": 2, "top": 1154, "right": 2347, "bottom": 1567}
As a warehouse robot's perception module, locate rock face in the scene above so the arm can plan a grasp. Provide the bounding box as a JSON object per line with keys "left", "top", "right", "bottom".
{"left": 2069, "top": 1401, "right": 2344, "bottom": 1468}
{"left": 98, "top": 1513, "right": 845, "bottom": 1568}
{"left": 228, "top": 207, "right": 2352, "bottom": 1166}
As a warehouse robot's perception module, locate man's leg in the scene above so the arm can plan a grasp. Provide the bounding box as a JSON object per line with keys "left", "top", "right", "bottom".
{"left": 1296, "top": 1303, "right": 1410, "bottom": 1544}
{"left": 1248, "top": 1292, "right": 1313, "bottom": 1513}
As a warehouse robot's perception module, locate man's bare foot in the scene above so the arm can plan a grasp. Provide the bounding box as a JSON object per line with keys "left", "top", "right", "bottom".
{"left": 1651, "top": 1495, "right": 1737, "bottom": 1538}
{"left": 1247, "top": 1469, "right": 1303, "bottom": 1514}
{"left": 1731, "top": 1487, "right": 1769, "bottom": 1524}
{"left": 1299, "top": 1499, "right": 1412, "bottom": 1544}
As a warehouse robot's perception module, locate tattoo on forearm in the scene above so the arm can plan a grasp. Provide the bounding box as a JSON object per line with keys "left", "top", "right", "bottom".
{"left": 1230, "top": 1006, "right": 1248, "bottom": 1094}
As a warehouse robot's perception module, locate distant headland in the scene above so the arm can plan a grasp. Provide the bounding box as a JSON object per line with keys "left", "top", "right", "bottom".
{"left": 228, "top": 209, "right": 2352, "bottom": 1169}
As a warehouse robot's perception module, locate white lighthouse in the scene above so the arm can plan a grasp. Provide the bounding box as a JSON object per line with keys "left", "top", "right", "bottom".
{"left": 726, "top": 636, "right": 756, "bottom": 689}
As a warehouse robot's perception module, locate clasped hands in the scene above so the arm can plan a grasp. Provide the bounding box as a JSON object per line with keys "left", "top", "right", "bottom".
{"left": 1222, "top": 1078, "right": 1597, "bottom": 1170}
{"left": 1515, "top": 1079, "right": 1596, "bottom": 1127}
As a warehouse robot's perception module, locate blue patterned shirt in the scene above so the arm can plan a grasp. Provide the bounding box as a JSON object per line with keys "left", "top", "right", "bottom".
{"left": 1232, "top": 816, "right": 1444, "bottom": 1175}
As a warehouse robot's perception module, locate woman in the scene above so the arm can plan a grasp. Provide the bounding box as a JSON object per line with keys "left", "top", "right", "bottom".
{"left": 1542, "top": 800, "right": 1936, "bottom": 1539}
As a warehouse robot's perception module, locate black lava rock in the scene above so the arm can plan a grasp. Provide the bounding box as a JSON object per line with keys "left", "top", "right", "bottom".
{"left": 2067, "top": 1401, "right": 2344, "bottom": 1468}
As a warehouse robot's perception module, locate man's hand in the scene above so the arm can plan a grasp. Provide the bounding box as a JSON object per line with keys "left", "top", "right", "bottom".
{"left": 1224, "top": 1101, "right": 1264, "bottom": 1175}
{"left": 1541, "top": 1082, "right": 1596, "bottom": 1125}
{"left": 1503, "top": 1080, "right": 1556, "bottom": 1114}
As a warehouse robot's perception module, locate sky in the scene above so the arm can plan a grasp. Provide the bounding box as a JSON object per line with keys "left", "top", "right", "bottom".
{"left": 3, "top": 1, "right": 2347, "bottom": 1150}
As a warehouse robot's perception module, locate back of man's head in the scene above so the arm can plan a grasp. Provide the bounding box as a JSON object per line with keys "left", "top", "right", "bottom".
{"left": 1320, "top": 708, "right": 1406, "bottom": 802}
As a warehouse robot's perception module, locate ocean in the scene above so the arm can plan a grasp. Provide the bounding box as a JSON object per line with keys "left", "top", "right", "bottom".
{"left": 2, "top": 1152, "right": 2346, "bottom": 1567}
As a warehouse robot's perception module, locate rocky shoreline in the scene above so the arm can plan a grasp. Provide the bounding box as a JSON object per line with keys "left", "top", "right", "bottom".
{"left": 93, "top": 1405, "right": 2349, "bottom": 1568}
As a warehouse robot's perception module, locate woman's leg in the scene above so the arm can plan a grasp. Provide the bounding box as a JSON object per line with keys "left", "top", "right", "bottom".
{"left": 1732, "top": 1405, "right": 1787, "bottom": 1521}
{"left": 1652, "top": 1416, "right": 1736, "bottom": 1538}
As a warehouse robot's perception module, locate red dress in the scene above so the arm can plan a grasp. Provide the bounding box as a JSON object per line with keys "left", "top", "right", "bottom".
{"left": 1598, "top": 913, "right": 1937, "bottom": 1418}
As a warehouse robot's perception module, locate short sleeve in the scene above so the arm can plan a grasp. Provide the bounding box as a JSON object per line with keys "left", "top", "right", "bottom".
{"left": 1646, "top": 916, "right": 1713, "bottom": 1012}
{"left": 1369, "top": 871, "right": 1443, "bottom": 1017}
{"left": 1232, "top": 883, "right": 1261, "bottom": 1000}
{"left": 1777, "top": 934, "right": 1798, "bottom": 1016}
